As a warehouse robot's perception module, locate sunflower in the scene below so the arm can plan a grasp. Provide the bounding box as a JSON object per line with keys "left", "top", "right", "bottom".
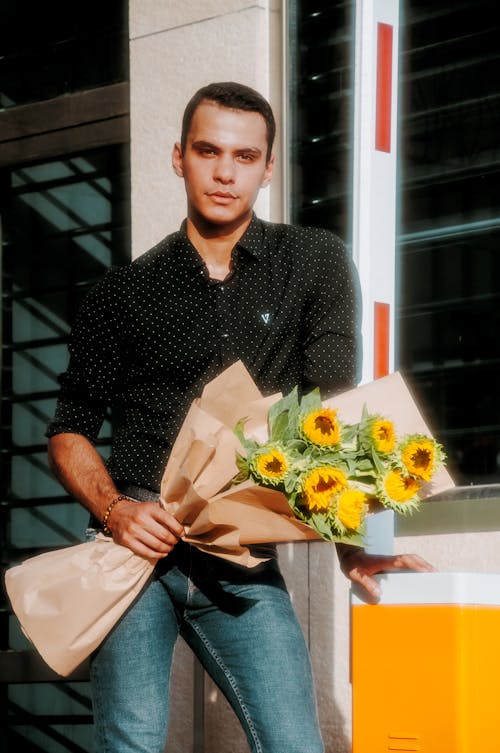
{"left": 377, "top": 469, "right": 421, "bottom": 513}
{"left": 399, "top": 435, "right": 441, "bottom": 482}
{"left": 301, "top": 408, "right": 341, "bottom": 447}
{"left": 301, "top": 466, "right": 348, "bottom": 512}
{"left": 370, "top": 419, "right": 396, "bottom": 454}
{"left": 249, "top": 444, "right": 293, "bottom": 486}
{"left": 257, "top": 450, "right": 287, "bottom": 478}
{"left": 336, "top": 489, "right": 367, "bottom": 531}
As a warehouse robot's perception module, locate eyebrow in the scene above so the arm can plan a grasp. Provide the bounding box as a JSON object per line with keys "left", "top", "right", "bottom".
{"left": 191, "top": 140, "right": 262, "bottom": 156}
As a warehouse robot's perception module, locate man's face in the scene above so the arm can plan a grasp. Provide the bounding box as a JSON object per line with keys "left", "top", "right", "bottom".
{"left": 172, "top": 101, "right": 274, "bottom": 231}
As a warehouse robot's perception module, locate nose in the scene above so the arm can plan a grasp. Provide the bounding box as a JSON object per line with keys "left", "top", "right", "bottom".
{"left": 213, "top": 154, "right": 235, "bottom": 184}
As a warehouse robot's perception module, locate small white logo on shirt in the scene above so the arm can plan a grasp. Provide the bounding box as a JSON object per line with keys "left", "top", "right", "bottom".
{"left": 261, "top": 312, "right": 271, "bottom": 325}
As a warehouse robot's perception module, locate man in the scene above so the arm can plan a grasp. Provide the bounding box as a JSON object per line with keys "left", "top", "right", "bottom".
{"left": 47, "top": 82, "right": 432, "bottom": 753}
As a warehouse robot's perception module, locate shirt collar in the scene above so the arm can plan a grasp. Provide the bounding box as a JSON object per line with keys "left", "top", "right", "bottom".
{"left": 235, "top": 214, "right": 265, "bottom": 260}
{"left": 175, "top": 214, "right": 264, "bottom": 275}
{"left": 174, "top": 222, "right": 205, "bottom": 276}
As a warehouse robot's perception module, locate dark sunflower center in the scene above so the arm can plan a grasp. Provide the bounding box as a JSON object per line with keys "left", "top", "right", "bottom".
{"left": 412, "top": 448, "right": 431, "bottom": 469}
{"left": 314, "top": 416, "right": 334, "bottom": 435}
{"left": 314, "top": 475, "right": 335, "bottom": 493}
{"left": 265, "top": 457, "right": 284, "bottom": 473}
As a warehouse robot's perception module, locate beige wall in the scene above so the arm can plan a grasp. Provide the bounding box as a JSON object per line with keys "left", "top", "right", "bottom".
{"left": 129, "top": 3, "right": 285, "bottom": 752}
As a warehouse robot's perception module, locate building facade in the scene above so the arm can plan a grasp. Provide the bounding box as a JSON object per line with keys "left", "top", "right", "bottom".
{"left": 1, "top": 1, "right": 499, "bottom": 751}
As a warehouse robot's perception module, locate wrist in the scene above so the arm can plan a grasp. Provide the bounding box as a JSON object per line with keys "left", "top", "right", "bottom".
{"left": 102, "top": 494, "right": 130, "bottom": 535}
{"left": 337, "top": 544, "right": 364, "bottom": 566}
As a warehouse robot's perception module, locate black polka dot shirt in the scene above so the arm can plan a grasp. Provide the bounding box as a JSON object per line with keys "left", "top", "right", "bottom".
{"left": 46, "top": 215, "right": 361, "bottom": 492}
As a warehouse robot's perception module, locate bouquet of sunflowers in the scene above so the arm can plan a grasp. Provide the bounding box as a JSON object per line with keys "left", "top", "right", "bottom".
{"left": 233, "top": 385, "right": 446, "bottom": 544}
{"left": 5, "top": 363, "right": 451, "bottom": 679}
{"left": 158, "top": 361, "right": 453, "bottom": 564}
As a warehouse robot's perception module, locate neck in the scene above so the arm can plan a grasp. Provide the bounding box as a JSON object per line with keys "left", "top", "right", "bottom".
{"left": 185, "top": 213, "right": 252, "bottom": 280}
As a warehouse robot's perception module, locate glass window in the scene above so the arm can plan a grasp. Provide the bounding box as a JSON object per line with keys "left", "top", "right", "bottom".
{"left": 0, "top": 1, "right": 128, "bottom": 109}
{"left": 397, "top": 1, "right": 500, "bottom": 484}
{"left": 290, "top": 1, "right": 499, "bottom": 486}
{"left": 1, "top": 145, "right": 129, "bottom": 750}
{"left": 1, "top": 145, "right": 130, "bottom": 515}
{"left": 288, "top": 0, "right": 355, "bottom": 241}
{"left": 0, "top": 7, "right": 130, "bottom": 746}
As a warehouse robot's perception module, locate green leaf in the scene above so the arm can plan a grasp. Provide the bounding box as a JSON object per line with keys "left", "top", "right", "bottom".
{"left": 371, "top": 447, "right": 388, "bottom": 476}
{"left": 270, "top": 410, "right": 289, "bottom": 442}
{"left": 234, "top": 419, "right": 260, "bottom": 454}
{"left": 286, "top": 439, "right": 308, "bottom": 452}
{"left": 234, "top": 417, "right": 247, "bottom": 441}
{"left": 268, "top": 388, "right": 299, "bottom": 433}
{"left": 299, "top": 388, "right": 323, "bottom": 415}
{"left": 285, "top": 397, "right": 302, "bottom": 440}
{"left": 284, "top": 473, "right": 300, "bottom": 495}
{"left": 235, "top": 452, "right": 248, "bottom": 471}
{"left": 342, "top": 424, "right": 358, "bottom": 443}
{"left": 355, "top": 458, "right": 376, "bottom": 472}
{"left": 310, "top": 513, "right": 335, "bottom": 538}
{"left": 232, "top": 469, "right": 250, "bottom": 485}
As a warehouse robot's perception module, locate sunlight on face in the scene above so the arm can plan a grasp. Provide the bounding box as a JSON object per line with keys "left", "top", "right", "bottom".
{"left": 173, "top": 102, "right": 274, "bottom": 232}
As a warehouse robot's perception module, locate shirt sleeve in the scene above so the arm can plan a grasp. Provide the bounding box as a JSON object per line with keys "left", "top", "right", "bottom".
{"left": 302, "top": 230, "right": 362, "bottom": 397}
{"left": 46, "top": 268, "right": 125, "bottom": 443}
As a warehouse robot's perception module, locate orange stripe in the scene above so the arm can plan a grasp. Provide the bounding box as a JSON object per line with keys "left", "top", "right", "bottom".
{"left": 375, "top": 23, "right": 393, "bottom": 153}
{"left": 374, "top": 302, "right": 390, "bottom": 378}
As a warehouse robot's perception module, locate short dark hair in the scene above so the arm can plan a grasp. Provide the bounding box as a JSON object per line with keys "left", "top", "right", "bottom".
{"left": 181, "top": 81, "right": 276, "bottom": 162}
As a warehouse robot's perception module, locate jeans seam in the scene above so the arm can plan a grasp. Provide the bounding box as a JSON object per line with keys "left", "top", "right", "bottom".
{"left": 187, "top": 619, "right": 263, "bottom": 753}
{"left": 186, "top": 545, "right": 195, "bottom": 611}
{"left": 90, "top": 657, "right": 111, "bottom": 753}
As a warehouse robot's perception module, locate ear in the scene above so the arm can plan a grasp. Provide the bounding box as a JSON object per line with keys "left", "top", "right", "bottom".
{"left": 172, "top": 142, "right": 184, "bottom": 177}
{"left": 261, "top": 154, "right": 275, "bottom": 188}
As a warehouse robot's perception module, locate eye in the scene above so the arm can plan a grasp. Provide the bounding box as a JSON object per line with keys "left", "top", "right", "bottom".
{"left": 197, "top": 146, "right": 217, "bottom": 157}
{"left": 193, "top": 144, "right": 217, "bottom": 159}
{"left": 237, "top": 152, "right": 256, "bottom": 163}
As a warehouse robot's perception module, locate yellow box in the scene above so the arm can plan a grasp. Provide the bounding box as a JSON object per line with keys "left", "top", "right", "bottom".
{"left": 351, "top": 573, "right": 500, "bottom": 753}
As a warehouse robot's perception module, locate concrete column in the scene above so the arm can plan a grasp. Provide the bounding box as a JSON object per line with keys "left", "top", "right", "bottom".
{"left": 128, "top": 4, "right": 283, "bottom": 752}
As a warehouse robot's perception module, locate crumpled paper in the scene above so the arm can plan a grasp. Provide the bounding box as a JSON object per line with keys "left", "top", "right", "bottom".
{"left": 160, "top": 362, "right": 323, "bottom": 567}
{"left": 4, "top": 535, "right": 154, "bottom": 676}
{"left": 5, "top": 360, "right": 454, "bottom": 675}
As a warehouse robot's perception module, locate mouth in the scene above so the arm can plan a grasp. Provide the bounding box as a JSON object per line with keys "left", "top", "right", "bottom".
{"left": 208, "top": 191, "right": 238, "bottom": 202}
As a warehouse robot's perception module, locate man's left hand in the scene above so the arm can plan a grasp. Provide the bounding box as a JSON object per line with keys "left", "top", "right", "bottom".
{"left": 339, "top": 549, "right": 435, "bottom": 602}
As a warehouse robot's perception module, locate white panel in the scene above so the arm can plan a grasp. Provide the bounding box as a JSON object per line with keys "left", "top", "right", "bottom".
{"left": 352, "top": 0, "right": 400, "bottom": 382}
{"left": 351, "top": 571, "right": 500, "bottom": 606}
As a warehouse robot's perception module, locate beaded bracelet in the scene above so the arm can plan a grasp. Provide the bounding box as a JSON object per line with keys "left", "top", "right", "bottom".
{"left": 102, "top": 494, "right": 129, "bottom": 536}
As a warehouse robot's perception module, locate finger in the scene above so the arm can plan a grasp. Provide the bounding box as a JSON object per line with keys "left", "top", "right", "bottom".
{"left": 135, "top": 518, "right": 181, "bottom": 548}
{"left": 119, "top": 537, "right": 171, "bottom": 561}
{"left": 387, "top": 554, "right": 436, "bottom": 573}
{"left": 151, "top": 507, "right": 186, "bottom": 538}
{"left": 359, "top": 553, "right": 436, "bottom": 576}
{"left": 350, "top": 568, "right": 382, "bottom": 601}
{"left": 123, "top": 503, "right": 185, "bottom": 540}
{"left": 119, "top": 525, "right": 179, "bottom": 558}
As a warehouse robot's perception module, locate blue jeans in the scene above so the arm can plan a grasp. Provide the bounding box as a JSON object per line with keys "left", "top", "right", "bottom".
{"left": 89, "top": 540, "right": 324, "bottom": 753}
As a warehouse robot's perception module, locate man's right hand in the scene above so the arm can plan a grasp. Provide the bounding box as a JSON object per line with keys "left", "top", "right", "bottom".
{"left": 47, "top": 433, "right": 185, "bottom": 561}
{"left": 105, "top": 499, "right": 185, "bottom": 560}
